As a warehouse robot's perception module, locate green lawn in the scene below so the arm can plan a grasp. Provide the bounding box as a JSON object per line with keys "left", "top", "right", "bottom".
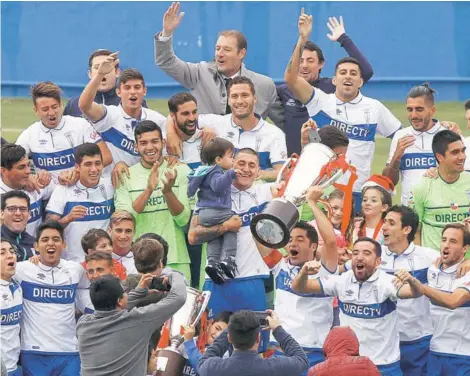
{"left": 2, "top": 98, "right": 468, "bottom": 204}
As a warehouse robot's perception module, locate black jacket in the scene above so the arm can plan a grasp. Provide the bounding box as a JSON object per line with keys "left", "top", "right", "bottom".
{"left": 1, "top": 224, "right": 35, "bottom": 261}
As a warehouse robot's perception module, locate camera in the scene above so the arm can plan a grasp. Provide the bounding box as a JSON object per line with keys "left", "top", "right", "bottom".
{"left": 253, "top": 311, "right": 270, "bottom": 327}
{"left": 149, "top": 277, "right": 171, "bottom": 291}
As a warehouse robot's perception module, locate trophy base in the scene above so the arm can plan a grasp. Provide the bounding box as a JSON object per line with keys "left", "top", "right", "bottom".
{"left": 155, "top": 348, "right": 186, "bottom": 376}
{"left": 250, "top": 198, "right": 300, "bottom": 249}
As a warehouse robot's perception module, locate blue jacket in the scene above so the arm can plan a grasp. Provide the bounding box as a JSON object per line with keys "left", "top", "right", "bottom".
{"left": 187, "top": 166, "right": 236, "bottom": 210}
{"left": 277, "top": 33, "right": 374, "bottom": 155}
{"left": 198, "top": 327, "right": 309, "bottom": 376}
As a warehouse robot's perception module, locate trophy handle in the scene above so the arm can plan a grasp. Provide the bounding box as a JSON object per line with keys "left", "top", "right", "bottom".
{"left": 275, "top": 154, "right": 299, "bottom": 185}
{"left": 318, "top": 169, "right": 344, "bottom": 190}
{"left": 189, "top": 291, "right": 211, "bottom": 328}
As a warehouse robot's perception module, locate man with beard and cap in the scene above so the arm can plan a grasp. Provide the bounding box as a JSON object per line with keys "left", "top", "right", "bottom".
{"left": 277, "top": 15, "right": 374, "bottom": 155}
{"left": 285, "top": 9, "right": 402, "bottom": 215}
{"left": 292, "top": 237, "right": 423, "bottom": 376}
{"left": 395, "top": 223, "right": 470, "bottom": 376}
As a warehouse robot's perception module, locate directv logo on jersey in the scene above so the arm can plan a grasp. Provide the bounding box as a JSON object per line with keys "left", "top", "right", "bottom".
{"left": 400, "top": 153, "right": 436, "bottom": 171}
{"left": 339, "top": 299, "right": 396, "bottom": 318}
{"left": 33, "top": 150, "right": 75, "bottom": 171}
{"left": 239, "top": 203, "right": 268, "bottom": 227}
{"left": 1, "top": 305, "right": 23, "bottom": 325}
{"left": 328, "top": 120, "right": 376, "bottom": 141}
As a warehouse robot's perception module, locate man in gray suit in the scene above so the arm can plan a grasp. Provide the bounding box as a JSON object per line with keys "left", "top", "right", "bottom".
{"left": 154, "top": 2, "right": 284, "bottom": 128}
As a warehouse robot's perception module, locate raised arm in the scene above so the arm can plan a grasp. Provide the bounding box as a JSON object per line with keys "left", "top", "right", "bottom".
{"left": 78, "top": 52, "right": 119, "bottom": 122}
{"left": 284, "top": 8, "right": 315, "bottom": 104}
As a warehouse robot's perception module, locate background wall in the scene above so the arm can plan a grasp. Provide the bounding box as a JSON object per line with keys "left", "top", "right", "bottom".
{"left": 2, "top": 1, "right": 470, "bottom": 101}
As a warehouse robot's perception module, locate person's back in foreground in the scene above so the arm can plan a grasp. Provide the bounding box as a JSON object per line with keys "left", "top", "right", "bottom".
{"left": 77, "top": 238, "right": 187, "bottom": 376}
{"left": 308, "top": 326, "right": 380, "bottom": 376}
{"left": 198, "top": 310, "right": 309, "bottom": 376}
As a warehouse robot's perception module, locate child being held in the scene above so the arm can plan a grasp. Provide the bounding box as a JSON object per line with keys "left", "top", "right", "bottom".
{"left": 187, "top": 138, "right": 241, "bottom": 285}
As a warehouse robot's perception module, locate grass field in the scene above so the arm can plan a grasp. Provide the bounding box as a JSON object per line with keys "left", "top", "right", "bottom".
{"left": 2, "top": 98, "right": 469, "bottom": 203}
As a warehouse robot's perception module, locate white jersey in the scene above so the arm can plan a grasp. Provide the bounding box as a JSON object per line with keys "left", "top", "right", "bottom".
{"left": 379, "top": 243, "right": 439, "bottom": 342}
{"left": 46, "top": 178, "right": 115, "bottom": 262}
{"left": 0, "top": 179, "right": 54, "bottom": 237}
{"left": 229, "top": 183, "right": 272, "bottom": 279}
{"left": 387, "top": 121, "right": 445, "bottom": 204}
{"left": 198, "top": 114, "right": 288, "bottom": 170}
{"left": 0, "top": 279, "right": 23, "bottom": 373}
{"left": 464, "top": 136, "right": 470, "bottom": 173}
{"left": 306, "top": 90, "right": 402, "bottom": 191}
{"left": 428, "top": 262, "right": 470, "bottom": 356}
{"left": 112, "top": 252, "right": 138, "bottom": 275}
{"left": 91, "top": 105, "right": 166, "bottom": 176}
{"left": 272, "top": 258, "right": 335, "bottom": 349}
{"left": 14, "top": 260, "right": 89, "bottom": 354}
{"left": 16, "top": 115, "right": 102, "bottom": 182}
{"left": 319, "top": 269, "right": 400, "bottom": 365}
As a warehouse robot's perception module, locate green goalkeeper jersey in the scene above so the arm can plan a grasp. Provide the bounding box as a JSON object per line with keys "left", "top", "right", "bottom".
{"left": 114, "top": 159, "right": 192, "bottom": 266}
{"left": 409, "top": 172, "right": 470, "bottom": 252}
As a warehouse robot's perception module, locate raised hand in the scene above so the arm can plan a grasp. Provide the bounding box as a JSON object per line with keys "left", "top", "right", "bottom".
{"left": 162, "top": 2, "right": 185, "bottom": 37}
{"left": 300, "top": 260, "right": 321, "bottom": 276}
{"left": 161, "top": 168, "right": 177, "bottom": 194}
{"left": 147, "top": 162, "right": 160, "bottom": 192}
{"left": 298, "top": 8, "right": 313, "bottom": 40}
{"left": 326, "top": 16, "right": 346, "bottom": 41}
{"left": 393, "top": 135, "right": 416, "bottom": 161}
{"left": 65, "top": 205, "right": 88, "bottom": 222}
{"left": 97, "top": 52, "right": 120, "bottom": 76}
{"left": 306, "top": 186, "right": 324, "bottom": 204}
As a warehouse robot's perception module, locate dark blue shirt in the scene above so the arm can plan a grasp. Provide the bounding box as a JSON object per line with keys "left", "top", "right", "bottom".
{"left": 277, "top": 34, "right": 374, "bottom": 155}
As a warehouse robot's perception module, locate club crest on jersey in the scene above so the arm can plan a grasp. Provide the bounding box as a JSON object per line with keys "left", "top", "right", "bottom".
{"left": 90, "top": 131, "right": 100, "bottom": 140}
{"left": 450, "top": 202, "right": 459, "bottom": 211}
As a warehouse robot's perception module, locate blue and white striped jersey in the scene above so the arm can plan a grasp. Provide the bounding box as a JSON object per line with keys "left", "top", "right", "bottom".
{"left": 46, "top": 178, "right": 115, "bottom": 262}
{"left": 16, "top": 116, "right": 102, "bottom": 182}
{"left": 14, "top": 260, "right": 89, "bottom": 354}
{"left": 428, "top": 262, "right": 470, "bottom": 357}
{"left": 319, "top": 269, "right": 401, "bottom": 366}
{"left": 305, "top": 90, "right": 402, "bottom": 192}
{"left": 0, "top": 278, "right": 23, "bottom": 373}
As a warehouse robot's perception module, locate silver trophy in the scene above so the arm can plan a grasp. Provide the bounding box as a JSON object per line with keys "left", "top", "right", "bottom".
{"left": 155, "top": 288, "right": 211, "bottom": 376}
{"left": 250, "top": 142, "right": 356, "bottom": 248}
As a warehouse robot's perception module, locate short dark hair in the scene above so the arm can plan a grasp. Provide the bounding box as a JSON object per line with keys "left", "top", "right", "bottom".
{"left": 318, "top": 126, "right": 349, "bottom": 151}
{"left": 303, "top": 41, "right": 325, "bottom": 63}
{"left": 293, "top": 221, "right": 318, "bottom": 245}
{"left": 74, "top": 143, "right": 102, "bottom": 165}
{"left": 1, "top": 190, "right": 30, "bottom": 211}
{"left": 1, "top": 144, "right": 28, "bottom": 170}
{"left": 386, "top": 205, "right": 419, "bottom": 243}
{"left": 168, "top": 92, "right": 198, "bottom": 114}
{"left": 81, "top": 229, "right": 112, "bottom": 254}
{"left": 228, "top": 310, "right": 260, "bottom": 350}
{"left": 85, "top": 251, "right": 113, "bottom": 267}
{"left": 442, "top": 223, "right": 470, "bottom": 247}
{"left": 235, "top": 147, "right": 259, "bottom": 161}
{"left": 353, "top": 237, "right": 382, "bottom": 257}
{"left": 88, "top": 49, "right": 120, "bottom": 69}
{"left": 31, "top": 81, "right": 61, "bottom": 105}
{"left": 218, "top": 30, "right": 247, "bottom": 51}
{"left": 36, "top": 220, "right": 64, "bottom": 242}
{"left": 432, "top": 130, "right": 462, "bottom": 163}
{"left": 464, "top": 99, "right": 470, "bottom": 111}
{"left": 201, "top": 138, "right": 235, "bottom": 165}
{"left": 132, "top": 238, "right": 164, "bottom": 274}
{"left": 407, "top": 82, "right": 437, "bottom": 105}
{"left": 335, "top": 57, "right": 362, "bottom": 76}
{"left": 135, "top": 233, "right": 169, "bottom": 267}
{"left": 118, "top": 68, "right": 145, "bottom": 87}
{"left": 213, "top": 311, "right": 233, "bottom": 324}
{"left": 227, "top": 76, "right": 255, "bottom": 96}
{"left": 134, "top": 120, "right": 163, "bottom": 142}
{"left": 0, "top": 237, "right": 13, "bottom": 247}
{"left": 90, "top": 275, "right": 124, "bottom": 311}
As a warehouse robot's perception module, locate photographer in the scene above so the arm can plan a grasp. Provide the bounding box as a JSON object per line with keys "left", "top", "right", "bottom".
{"left": 198, "top": 310, "right": 308, "bottom": 376}
{"left": 77, "top": 239, "right": 187, "bottom": 376}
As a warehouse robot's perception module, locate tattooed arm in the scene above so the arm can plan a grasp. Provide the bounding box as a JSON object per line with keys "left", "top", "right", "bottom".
{"left": 188, "top": 215, "right": 242, "bottom": 245}
{"left": 284, "top": 8, "right": 315, "bottom": 104}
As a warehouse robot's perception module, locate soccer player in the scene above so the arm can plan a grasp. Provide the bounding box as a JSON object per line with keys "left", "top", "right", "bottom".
{"left": 383, "top": 84, "right": 448, "bottom": 205}
{"left": 166, "top": 76, "right": 288, "bottom": 182}
{"left": 15, "top": 81, "right": 112, "bottom": 182}
{"left": 255, "top": 187, "right": 338, "bottom": 372}
{"left": 292, "top": 237, "right": 422, "bottom": 375}
{"left": 396, "top": 223, "right": 470, "bottom": 375}
{"left": 0, "top": 238, "right": 23, "bottom": 376}
{"left": 108, "top": 211, "right": 138, "bottom": 275}
{"left": 46, "top": 143, "right": 114, "bottom": 262}
{"left": 1, "top": 144, "right": 54, "bottom": 236}
{"left": 277, "top": 15, "right": 374, "bottom": 154}
{"left": 284, "top": 9, "right": 402, "bottom": 214}
{"left": 409, "top": 130, "right": 470, "bottom": 252}
{"left": 78, "top": 54, "right": 166, "bottom": 177}
{"left": 15, "top": 220, "right": 90, "bottom": 376}
{"left": 114, "top": 120, "right": 192, "bottom": 281}
{"left": 154, "top": 2, "right": 283, "bottom": 127}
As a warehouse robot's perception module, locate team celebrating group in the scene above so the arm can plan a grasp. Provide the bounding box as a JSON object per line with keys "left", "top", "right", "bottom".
{"left": 1, "top": 3, "right": 470, "bottom": 376}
